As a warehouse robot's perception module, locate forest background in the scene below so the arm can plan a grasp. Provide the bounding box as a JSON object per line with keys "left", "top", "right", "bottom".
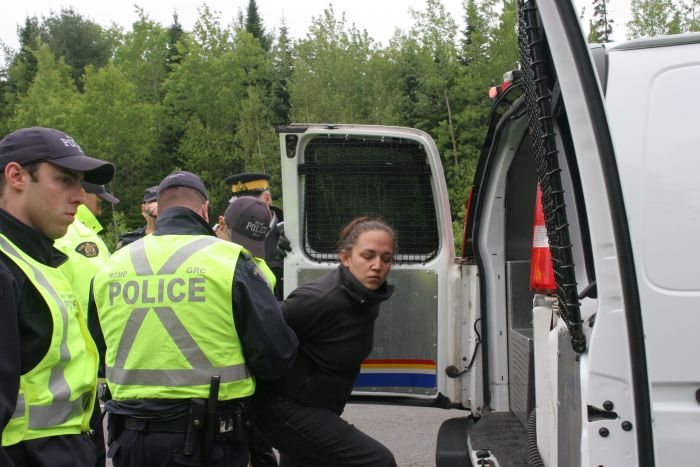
{"left": 0, "top": 0, "right": 696, "bottom": 248}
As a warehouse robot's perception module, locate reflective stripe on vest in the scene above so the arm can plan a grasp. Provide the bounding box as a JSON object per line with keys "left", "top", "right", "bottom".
{"left": 96, "top": 235, "right": 254, "bottom": 400}
{"left": 0, "top": 235, "right": 96, "bottom": 445}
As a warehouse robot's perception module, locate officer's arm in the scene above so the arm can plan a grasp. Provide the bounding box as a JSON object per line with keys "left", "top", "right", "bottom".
{"left": 0, "top": 268, "right": 21, "bottom": 463}
{"left": 232, "top": 256, "right": 298, "bottom": 381}
{"left": 87, "top": 279, "right": 107, "bottom": 378}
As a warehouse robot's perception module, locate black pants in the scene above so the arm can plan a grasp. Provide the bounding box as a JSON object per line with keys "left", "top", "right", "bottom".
{"left": 108, "top": 429, "right": 249, "bottom": 467}
{"left": 249, "top": 423, "right": 279, "bottom": 467}
{"left": 253, "top": 393, "right": 396, "bottom": 467}
{"left": 5, "top": 433, "right": 98, "bottom": 467}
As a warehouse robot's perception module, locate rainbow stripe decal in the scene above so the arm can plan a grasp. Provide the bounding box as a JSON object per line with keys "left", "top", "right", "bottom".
{"left": 354, "top": 359, "right": 437, "bottom": 389}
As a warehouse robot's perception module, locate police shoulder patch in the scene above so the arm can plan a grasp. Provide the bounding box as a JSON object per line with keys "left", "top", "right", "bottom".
{"left": 75, "top": 242, "right": 100, "bottom": 258}
{"left": 251, "top": 264, "right": 271, "bottom": 287}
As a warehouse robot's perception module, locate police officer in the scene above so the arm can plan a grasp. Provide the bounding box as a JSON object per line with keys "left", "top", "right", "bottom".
{"left": 221, "top": 196, "right": 280, "bottom": 467}
{"left": 89, "top": 171, "right": 298, "bottom": 467}
{"left": 0, "top": 127, "right": 115, "bottom": 466}
{"left": 221, "top": 196, "right": 276, "bottom": 290}
{"left": 54, "top": 182, "right": 119, "bottom": 466}
{"left": 225, "top": 173, "right": 290, "bottom": 299}
{"left": 55, "top": 182, "right": 119, "bottom": 314}
{"left": 116, "top": 185, "right": 158, "bottom": 249}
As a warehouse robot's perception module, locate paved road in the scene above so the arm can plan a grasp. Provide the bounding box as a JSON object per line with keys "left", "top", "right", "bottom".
{"left": 105, "top": 400, "right": 468, "bottom": 467}
{"left": 343, "top": 400, "right": 467, "bottom": 467}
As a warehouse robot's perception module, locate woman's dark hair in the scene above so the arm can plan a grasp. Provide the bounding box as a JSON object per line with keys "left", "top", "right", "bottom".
{"left": 337, "top": 216, "right": 398, "bottom": 256}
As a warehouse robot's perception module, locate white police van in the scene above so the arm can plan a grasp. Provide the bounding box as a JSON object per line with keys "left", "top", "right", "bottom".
{"left": 276, "top": 0, "right": 700, "bottom": 465}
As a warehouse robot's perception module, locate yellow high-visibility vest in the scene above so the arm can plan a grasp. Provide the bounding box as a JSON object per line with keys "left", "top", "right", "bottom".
{"left": 55, "top": 204, "right": 111, "bottom": 315}
{"left": 0, "top": 234, "right": 97, "bottom": 446}
{"left": 93, "top": 234, "right": 255, "bottom": 401}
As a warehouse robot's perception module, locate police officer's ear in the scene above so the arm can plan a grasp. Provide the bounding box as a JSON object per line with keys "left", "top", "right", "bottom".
{"left": 3, "top": 162, "right": 29, "bottom": 192}
{"left": 199, "top": 200, "right": 210, "bottom": 223}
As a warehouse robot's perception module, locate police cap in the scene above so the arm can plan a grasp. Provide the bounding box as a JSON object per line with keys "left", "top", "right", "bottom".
{"left": 158, "top": 171, "right": 208, "bottom": 200}
{"left": 142, "top": 185, "right": 158, "bottom": 203}
{"left": 224, "top": 196, "right": 270, "bottom": 258}
{"left": 225, "top": 172, "right": 271, "bottom": 196}
{"left": 83, "top": 182, "right": 119, "bottom": 204}
{"left": 0, "top": 127, "right": 115, "bottom": 184}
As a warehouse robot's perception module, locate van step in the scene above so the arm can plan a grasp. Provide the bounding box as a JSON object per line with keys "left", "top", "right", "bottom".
{"left": 468, "top": 412, "right": 528, "bottom": 465}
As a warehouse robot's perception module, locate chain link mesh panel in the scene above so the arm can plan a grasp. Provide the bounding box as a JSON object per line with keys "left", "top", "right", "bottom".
{"left": 299, "top": 135, "right": 439, "bottom": 264}
{"left": 517, "top": 0, "right": 586, "bottom": 352}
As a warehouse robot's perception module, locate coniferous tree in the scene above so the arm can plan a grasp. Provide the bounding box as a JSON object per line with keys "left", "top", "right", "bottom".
{"left": 166, "top": 13, "right": 185, "bottom": 72}
{"left": 245, "top": 0, "right": 271, "bottom": 51}
{"left": 1, "top": 17, "right": 41, "bottom": 133}
{"left": 269, "top": 21, "right": 293, "bottom": 125}
{"left": 6, "top": 17, "right": 41, "bottom": 98}
{"left": 588, "top": 0, "right": 614, "bottom": 42}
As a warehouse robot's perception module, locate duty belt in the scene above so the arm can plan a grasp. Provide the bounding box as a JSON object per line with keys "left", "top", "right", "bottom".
{"left": 122, "top": 414, "right": 189, "bottom": 433}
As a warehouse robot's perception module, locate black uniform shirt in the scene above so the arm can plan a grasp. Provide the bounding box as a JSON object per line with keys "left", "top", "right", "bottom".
{"left": 89, "top": 207, "right": 298, "bottom": 415}
{"left": 0, "top": 208, "right": 70, "bottom": 462}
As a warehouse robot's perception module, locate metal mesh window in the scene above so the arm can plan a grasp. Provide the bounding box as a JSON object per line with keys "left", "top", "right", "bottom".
{"left": 299, "top": 135, "right": 439, "bottom": 263}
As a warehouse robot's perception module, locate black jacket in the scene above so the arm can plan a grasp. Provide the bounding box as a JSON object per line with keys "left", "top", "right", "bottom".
{"left": 89, "top": 207, "right": 299, "bottom": 415}
{"left": 0, "top": 208, "right": 70, "bottom": 464}
{"left": 262, "top": 265, "right": 394, "bottom": 414}
{"left": 115, "top": 226, "right": 146, "bottom": 250}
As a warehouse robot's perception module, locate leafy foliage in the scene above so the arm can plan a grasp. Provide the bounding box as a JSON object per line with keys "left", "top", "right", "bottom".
{"left": 0, "top": 0, "right": 692, "bottom": 243}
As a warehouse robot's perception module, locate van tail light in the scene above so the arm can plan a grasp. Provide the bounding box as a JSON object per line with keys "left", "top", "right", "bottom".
{"left": 530, "top": 185, "right": 556, "bottom": 293}
{"left": 461, "top": 186, "right": 475, "bottom": 257}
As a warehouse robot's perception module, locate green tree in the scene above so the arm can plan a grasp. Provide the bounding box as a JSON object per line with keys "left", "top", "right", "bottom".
{"left": 166, "top": 13, "right": 186, "bottom": 72}
{"left": 452, "top": 0, "right": 517, "bottom": 234}
{"left": 1, "top": 17, "right": 41, "bottom": 133}
{"left": 245, "top": 0, "right": 271, "bottom": 51}
{"left": 71, "top": 63, "right": 159, "bottom": 229}
{"left": 680, "top": 0, "right": 700, "bottom": 31}
{"left": 10, "top": 43, "right": 79, "bottom": 131}
{"left": 407, "top": 0, "right": 460, "bottom": 165}
{"left": 627, "top": 0, "right": 680, "bottom": 38}
{"left": 588, "top": 0, "right": 615, "bottom": 42}
{"left": 178, "top": 116, "right": 240, "bottom": 218}
{"left": 389, "top": 35, "right": 424, "bottom": 127}
{"left": 113, "top": 8, "right": 169, "bottom": 104}
{"left": 289, "top": 6, "right": 398, "bottom": 124}
{"left": 6, "top": 17, "right": 41, "bottom": 98}
{"left": 39, "top": 8, "right": 113, "bottom": 89}
{"left": 269, "top": 21, "right": 293, "bottom": 125}
{"left": 235, "top": 86, "right": 280, "bottom": 198}
{"left": 162, "top": 6, "right": 273, "bottom": 210}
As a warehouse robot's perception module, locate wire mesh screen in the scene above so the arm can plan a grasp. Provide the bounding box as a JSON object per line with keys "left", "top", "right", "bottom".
{"left": 299, "top": 135, "right": 439, "bottom": 263}
{"left": 517, "top": 0, "right": 586, "bottom": 352}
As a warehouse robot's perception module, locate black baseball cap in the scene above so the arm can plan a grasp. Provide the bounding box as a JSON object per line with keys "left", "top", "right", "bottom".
{"left": 83, "top": 182, "right": 119, "bottom": 204}
{"left": 0, "top": 127, "right": 115, "bottom": 184}
{"left": 142, "top": 185, "right": 158, "bottom": 203}
{"left": 224, "top": 196, "right": 270, "bottom": 258}
{"left": 158, "top": 171, "right": 208, "bottom": 200}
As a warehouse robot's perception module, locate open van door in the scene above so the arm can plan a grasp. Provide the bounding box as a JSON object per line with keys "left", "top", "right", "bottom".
{"left": 277, "top": 125, "right": 483, "bottom": 413}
